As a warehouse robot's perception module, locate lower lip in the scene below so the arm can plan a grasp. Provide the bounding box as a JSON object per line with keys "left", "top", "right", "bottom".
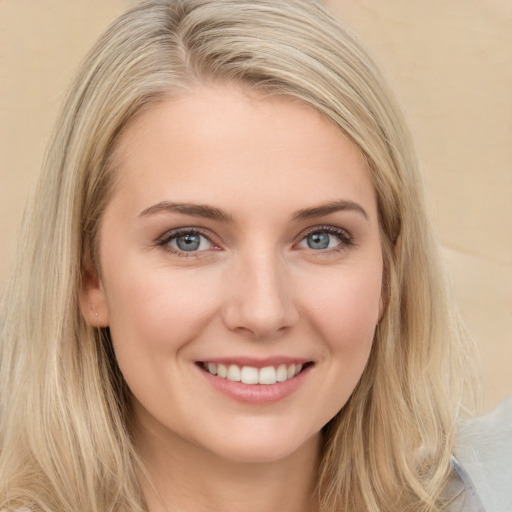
{"left": 197, "top": 364, "right": 312, "bottom": 404}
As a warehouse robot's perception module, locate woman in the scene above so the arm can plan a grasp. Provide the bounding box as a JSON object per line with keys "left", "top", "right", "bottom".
{"left": 0, "top": 0, "right": 484, "bottom": 510}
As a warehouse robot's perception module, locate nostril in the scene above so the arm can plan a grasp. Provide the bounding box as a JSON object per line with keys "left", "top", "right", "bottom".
{"left": 221, "top": 270, "right": 299, "bottom": 337}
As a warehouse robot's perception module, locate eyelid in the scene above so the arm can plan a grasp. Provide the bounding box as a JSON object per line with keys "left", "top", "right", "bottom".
{"left": 156, "top": 227, "right": 221, "bottom": 256}
{"left": 295, "top": 225, "right": 354, "bottom": 250}
{"left": 155, "top": 224, "right": 354, "bottom": 257}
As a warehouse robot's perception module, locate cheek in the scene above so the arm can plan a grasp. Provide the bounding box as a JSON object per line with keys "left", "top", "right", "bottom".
{"left": 300, "top": 265, "right": 382, "bottom": 349}
{"left": 319, "top": 271, "right": 381, "bottom": 401}
{"left": 103, "top": 263, "right": 224, "bottom": 363}
{"left": 103, "top": 266, "right": 225, "bottom": 412}
{"left": 287, "top": 264, "right": 382, "bottom": 430}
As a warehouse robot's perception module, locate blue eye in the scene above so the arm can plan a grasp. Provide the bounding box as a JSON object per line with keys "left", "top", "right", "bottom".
{"left": 306, "top": 232, "right": 331, "bottom": 250}
{"left": 163, "top": 230, "right": 213, "bottom": 253}
{"left": 298, "top": 227, "right": 351, "bottom": 251}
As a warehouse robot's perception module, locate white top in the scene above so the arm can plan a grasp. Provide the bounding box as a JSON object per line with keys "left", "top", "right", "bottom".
{"left": 447, "top": 395, "right": 512, "bottom": 511}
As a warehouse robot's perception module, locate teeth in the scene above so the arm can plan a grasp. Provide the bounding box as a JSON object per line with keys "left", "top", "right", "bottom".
{"left": 259, "top": 366, "right": 276, "bottom": 385}
{"left": 240, "top": 366, "right": 259, "bottom": 384}
{"left": 227, "top": 364, "right": 241, "bottom": 382}
{"left": 204, "top": 362, "right": 306, "bottom": 385}
{"left": 217, "top": 363, "right": 227, "bottom": 378}
{"left": 276, "top": 364, "right": 288, "bottom": 382}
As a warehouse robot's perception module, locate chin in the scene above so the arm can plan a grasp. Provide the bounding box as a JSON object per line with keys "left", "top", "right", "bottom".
{"left": 197, "top": 426, "right": 321, "bottom": 465}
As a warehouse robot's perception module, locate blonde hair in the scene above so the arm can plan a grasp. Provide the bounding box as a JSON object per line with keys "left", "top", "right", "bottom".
{"left": 0, "top": 1, "right": 475, "bottom": 510}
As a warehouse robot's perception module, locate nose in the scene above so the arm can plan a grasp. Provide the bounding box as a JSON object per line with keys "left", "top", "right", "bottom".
{"left": 222, "top": 250, "right": 299, "bottom": 339}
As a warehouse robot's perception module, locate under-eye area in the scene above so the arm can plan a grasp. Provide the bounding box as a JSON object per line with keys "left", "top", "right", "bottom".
{"left": 197, "top": 361, "right": 314, "bottom": 385}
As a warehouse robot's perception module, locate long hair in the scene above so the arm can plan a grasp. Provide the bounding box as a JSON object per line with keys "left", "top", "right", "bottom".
{"left": 0, "top": 1, "right": 475, "bottom": 510}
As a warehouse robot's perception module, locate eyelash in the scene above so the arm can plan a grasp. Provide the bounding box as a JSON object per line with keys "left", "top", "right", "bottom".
{"left": 156, "top": 225, "right": 354, "bottom": 257}
{"left": 299, "top": 225, "right": 354, "bottom": 251}
{"left": 157, "top": 228, "right": 217, "bottom": 257}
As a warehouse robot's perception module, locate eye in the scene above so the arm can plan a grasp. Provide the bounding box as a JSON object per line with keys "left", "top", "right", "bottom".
{"left": 297, "top": 227, "right": 352, "bottom": 251}
{"left": 159, "top": 229, "right": 215, "bottom": 255}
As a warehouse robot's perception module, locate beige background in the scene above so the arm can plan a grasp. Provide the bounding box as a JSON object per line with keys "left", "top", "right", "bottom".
{"left": 0, "top": 1, "right": 511, "bottom": 411}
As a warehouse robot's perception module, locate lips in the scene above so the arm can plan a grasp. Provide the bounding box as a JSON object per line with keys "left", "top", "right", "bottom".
{"left": 197, "top": 359, "right": 313, "bottom": 404}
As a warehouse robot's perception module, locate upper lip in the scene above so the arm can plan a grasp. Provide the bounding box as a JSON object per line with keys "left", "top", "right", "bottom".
{"left": 196, "top": 357, "right": 312, "bottom": 368}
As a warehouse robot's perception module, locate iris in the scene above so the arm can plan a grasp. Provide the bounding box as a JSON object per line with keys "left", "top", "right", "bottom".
{"left": 307, "top": 232, "right": 331, "bottom": 250}
{"left": 176, "top": 233, "right": 201, "bottom": 251}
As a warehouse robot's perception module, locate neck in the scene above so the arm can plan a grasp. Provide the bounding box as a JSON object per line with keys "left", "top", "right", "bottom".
{"left": 135, "top": 420, "right": 321, "bottom": 512}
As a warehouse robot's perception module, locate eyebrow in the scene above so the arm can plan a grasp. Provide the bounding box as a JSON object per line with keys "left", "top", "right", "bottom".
{"left": 292, "top": 200, "right": 369, "bottom": 221}
{"left": 139, "top": 199, "right": 369, "bottom": 223}
{"left": 139, "top": 201, "right": 233, "bottom": 222}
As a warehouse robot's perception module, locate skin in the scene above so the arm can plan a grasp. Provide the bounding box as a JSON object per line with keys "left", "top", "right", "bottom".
{"left": 81, "top": 84, "right": 384, "bottom": 512}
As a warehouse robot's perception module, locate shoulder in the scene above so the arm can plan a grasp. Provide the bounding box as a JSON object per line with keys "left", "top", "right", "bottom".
{"left": 455, "top": 395, "right": 512, "bottom": 512}
{"left": 444, "top": 457, "right": 485, "bottom": 512}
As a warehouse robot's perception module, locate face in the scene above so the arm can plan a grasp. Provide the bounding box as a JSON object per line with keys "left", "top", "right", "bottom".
{"left": 81, "top": 85, "right": 383, "bottom": 464}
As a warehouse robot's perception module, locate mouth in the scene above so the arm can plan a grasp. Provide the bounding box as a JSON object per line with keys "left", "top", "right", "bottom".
{"left": 197, "top": 361, "right": 313, "bottom": 385}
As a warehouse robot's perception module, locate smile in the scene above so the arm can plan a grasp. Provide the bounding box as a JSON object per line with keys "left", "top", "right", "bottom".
{"left": 201, "top": 362, "right": 305, "bottom": 385}
{"left": 196, "top": 359, "right": 314, "bottom": 404}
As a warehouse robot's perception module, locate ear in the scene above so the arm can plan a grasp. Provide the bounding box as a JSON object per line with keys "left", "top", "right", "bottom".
{"left": 378, "top": 293, "right": 385, "bottom": 323}
{"left": 79, "top": 263, "right": 110, "bottom": 328}
{"left": 378, "top": 268, "right": 388, "bottom": 323}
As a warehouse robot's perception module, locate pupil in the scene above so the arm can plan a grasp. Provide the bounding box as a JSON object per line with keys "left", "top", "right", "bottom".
{"left": 308, "top": 232, "right": 329, "bottom": 250}
{"left": 177, "top": 233, "right": 200, "bottom": 251}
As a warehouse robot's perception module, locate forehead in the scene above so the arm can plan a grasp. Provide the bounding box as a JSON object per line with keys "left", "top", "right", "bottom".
{"left": 109, "top": 84, "right": 377, "bottom": 220}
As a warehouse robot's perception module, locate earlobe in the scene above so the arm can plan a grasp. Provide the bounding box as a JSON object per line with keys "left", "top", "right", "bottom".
{"left": 79, "top": 265, "right": 110, "bottom": 327}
